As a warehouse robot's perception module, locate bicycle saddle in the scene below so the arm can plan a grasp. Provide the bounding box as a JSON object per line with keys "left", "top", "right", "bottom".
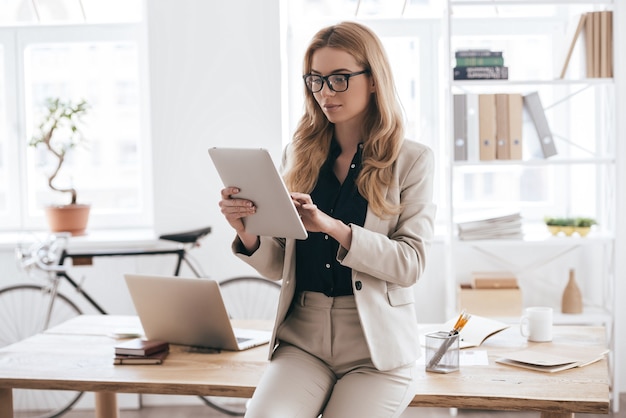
{"left": 159, "top": 226, "right": 212, "bottom": 244}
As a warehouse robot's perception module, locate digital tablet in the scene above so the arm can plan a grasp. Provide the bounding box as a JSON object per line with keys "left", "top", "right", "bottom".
{"left": 208, "top": 147, "right": 308, "bottom": 240}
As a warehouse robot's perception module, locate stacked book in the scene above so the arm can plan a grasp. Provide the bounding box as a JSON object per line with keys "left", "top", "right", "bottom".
{"left": 453, "top": 49, "right": 508, "bottom": 80}
{"left": 113, "top": 338, "right": 169, "bottom": 365}
{"left": 560, "top": 11, "right": 613, "bottom": 79}
{"left": 455, "top": 211, "right": 523, "bottom": 240}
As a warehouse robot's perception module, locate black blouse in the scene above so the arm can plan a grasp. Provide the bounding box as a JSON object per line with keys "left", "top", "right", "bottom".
{"left": 295, "top": 140, "right": 368, "bottom": 297}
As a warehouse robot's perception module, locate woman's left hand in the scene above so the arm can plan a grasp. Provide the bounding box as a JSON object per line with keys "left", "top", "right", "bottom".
{"left": 290, "top": 192, "right": 333, "bottom": 234}
{"left": 291, "top": 192, "right": 353, "bottom": 250}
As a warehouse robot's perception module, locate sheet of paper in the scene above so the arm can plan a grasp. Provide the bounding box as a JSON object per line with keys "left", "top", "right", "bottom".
{"left": 460, "top": 350, "right": 489, "bottom": 366}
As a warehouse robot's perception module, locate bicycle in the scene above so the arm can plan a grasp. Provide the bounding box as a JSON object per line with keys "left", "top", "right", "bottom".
{"left": 0, "top": 226, "right": 281, "bottom": 418}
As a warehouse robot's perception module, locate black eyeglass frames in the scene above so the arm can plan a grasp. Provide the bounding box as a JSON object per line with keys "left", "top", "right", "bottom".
{"left": 302, "top": 70, "right": 370, "bottom": 93}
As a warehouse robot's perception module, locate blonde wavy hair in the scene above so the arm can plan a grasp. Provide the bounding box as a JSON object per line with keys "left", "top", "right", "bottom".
{"left": 283, "top": 21, "right": 404, "bottom": 218}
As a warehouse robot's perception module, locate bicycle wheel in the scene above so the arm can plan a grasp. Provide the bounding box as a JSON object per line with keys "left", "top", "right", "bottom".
{"left": 219, "top": 276, "right": 281, "bottom": 321}
{"left": 198, "top": 276, "right": 281, "bottom": 416}
{"left": 0, "top": 284, "right": 84, "bottom": 418}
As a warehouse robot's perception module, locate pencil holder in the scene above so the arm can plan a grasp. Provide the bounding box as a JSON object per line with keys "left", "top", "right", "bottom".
{"left": 425, "top": 331, "right": 460, "bottom": 373}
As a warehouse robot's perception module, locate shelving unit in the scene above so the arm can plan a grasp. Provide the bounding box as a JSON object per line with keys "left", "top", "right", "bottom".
{"left": 443, "top": 0, "right": 620, "bottom": 411}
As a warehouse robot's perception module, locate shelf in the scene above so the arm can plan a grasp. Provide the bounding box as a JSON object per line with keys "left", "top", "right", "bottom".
{"left": 490, "top": 308, "right": 612, "bottom": 327}
{"left": 452, "top": 78, "right": 614, "bottom": 87}
{"left": 453, "top": 157, "right": 614, "bottom": 167}
{"left": 455, "top": 234, "right": 613, "bottom": 246}
{"left": 450, "top": 0, "right": 614, "bottom": 6}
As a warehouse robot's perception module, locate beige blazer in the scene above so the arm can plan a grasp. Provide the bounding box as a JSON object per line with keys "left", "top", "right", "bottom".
{"left": 233, "top": 140, "right": 436, "bottom": 371}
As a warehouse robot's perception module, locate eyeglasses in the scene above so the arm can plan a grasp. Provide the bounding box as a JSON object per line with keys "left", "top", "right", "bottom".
{"left": 302, "top": 70, "right": 370, "bottom": 93}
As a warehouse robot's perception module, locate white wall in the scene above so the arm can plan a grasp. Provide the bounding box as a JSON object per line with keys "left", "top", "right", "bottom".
{"left": 147, "top": 0, "right": 285, "bottom": 282}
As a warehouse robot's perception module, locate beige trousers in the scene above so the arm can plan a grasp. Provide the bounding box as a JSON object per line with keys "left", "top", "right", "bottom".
{"left": 244, "top": 291, "right": 418, "bottom": 418}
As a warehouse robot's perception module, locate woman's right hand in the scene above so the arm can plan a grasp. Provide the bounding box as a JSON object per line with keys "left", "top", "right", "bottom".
{"left": 219, "top": 187, "right": 256, "bottom": 232}
{"left": 219, "top": 187, "right": 260, "bottom": 252}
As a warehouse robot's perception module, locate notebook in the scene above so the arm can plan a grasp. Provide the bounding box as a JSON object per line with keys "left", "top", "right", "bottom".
{"left": 208, "top": 147, "right": 308, "bottom": 240}
{"left": 123, "top": 273, "right": 272, "bottom": 351}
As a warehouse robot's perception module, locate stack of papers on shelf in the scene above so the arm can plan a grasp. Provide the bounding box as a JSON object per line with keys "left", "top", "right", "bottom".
{"left": 455, "top": 211, "right": 523, "bottom": 240}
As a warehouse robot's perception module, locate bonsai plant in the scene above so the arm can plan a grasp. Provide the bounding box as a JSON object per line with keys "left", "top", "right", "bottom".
{"left": 30, "top": 97, "right": 91, "bottom": 235}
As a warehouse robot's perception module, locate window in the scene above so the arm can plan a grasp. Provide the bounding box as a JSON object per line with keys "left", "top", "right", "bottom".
{"left": 0, "top": 0, "right": 150, "bottom": 231}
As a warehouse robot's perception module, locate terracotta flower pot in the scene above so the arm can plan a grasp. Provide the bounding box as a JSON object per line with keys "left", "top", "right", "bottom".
{"left": 45, "top": 204, "right": 91, "bottom": 236}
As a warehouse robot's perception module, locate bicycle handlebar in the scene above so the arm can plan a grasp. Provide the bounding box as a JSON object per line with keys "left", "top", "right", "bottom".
{"left": 17, "top": 235, "right": 69, "bottom": 274}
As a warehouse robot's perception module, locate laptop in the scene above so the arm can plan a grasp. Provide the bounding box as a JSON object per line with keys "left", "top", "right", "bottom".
{"left": 208, "top": 147, "right": 308, "bottom": 240}
{"left": 123, "top": 273, "right": 272, "bottom": 351}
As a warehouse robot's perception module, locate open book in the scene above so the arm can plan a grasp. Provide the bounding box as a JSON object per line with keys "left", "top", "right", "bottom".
{"left": 496, "top": 348, "right": 608, "bottom": 373}
{"left": 421, "top": 315, "right": 509, "bottom": 349}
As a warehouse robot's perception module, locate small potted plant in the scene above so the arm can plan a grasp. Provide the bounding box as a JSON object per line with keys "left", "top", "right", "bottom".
{"left": 544, "top": 216, "right": 596, "bottom": 237}
{"left": 30, "top": 97, "right": 91, "bottom": 235}
{"left": 574, "top": 217, "right": 597, "bottom": 237}
{"left": 544, "top": 217, "right": 561, "bottom": 236}
{"left": 544, "top": 217, "right": 571, "bottom": 236}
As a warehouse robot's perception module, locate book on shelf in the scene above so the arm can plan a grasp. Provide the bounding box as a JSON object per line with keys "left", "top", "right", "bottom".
{"left": 600, "top": 10, "right": 612, "bottom": 78}
{"left": 495, "top": 94, "right": 510, "bottom": 160}
{"left": 559, "top": 13, "right": 587, "bottom": 78}
{"left": 453, "top": 66, "right": 508, "bottom": 80}
{"left": 523, "top": 92, "right": 557, "bottom": 159}
{"left": 507, "top": 94, "right": 523, "bottom": 160}
{"left": 453, "top": 94, "right": 468, "bottom": 161}
{"left": 599, "top": 11, "right": 609, "bottom": 77}
{"left": 478, "top": 94, "right": 497, "bottom": 161}
{"left": 466, "top": 93, "right": 480, "bottom": 161}
{"left": 592, "top": 11, "right": 601, "bottom": 77}
{"left": 453, "top": 94, "right": 480, "bottom": 162}
{"left": 496, "top": 347, "right": 608, "bottom": 373}
{"left": 114, "top": 338, "right": 169, "bottom": 356}
{"left": 113, "top": 350, "right": 169, "bottom": 365}
{"left": 585, "top": 11, "right": 594, "bottom": 76}
{"left": 455, "top": 49, "right": 503, "bottom": 58}
{"left": 560, "top": 11, "right": 613, "bottom": 79}
{"left": 455, "top": 56, "right": 505, "bottom": 67}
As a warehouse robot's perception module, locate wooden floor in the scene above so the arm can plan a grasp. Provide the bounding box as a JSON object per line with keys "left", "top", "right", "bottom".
{"left": 64, "top": 393, "right": 625, "bottom": 418}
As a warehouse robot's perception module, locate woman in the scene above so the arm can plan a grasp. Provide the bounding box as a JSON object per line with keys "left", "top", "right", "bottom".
{"left": 218, "top": 21, "right": 435, "bottom": 418}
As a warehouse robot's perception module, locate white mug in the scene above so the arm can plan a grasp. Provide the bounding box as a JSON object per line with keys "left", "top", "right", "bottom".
{"left": 520, "top": 306, "right": 553, "bottom": 342}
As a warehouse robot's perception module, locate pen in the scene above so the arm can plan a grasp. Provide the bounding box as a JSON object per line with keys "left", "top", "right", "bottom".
{"left": 426, "top": 310, "right": 471, "bottom": 370}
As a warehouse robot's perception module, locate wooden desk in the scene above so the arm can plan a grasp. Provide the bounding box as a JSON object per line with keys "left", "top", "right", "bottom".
{"left": 0, "top": 315, "right": 609, "bottom": 418}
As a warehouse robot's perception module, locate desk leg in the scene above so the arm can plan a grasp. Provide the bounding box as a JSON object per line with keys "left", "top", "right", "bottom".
{"left": 540, "top": 412, "right": 574, "bottom": 418}
{"left": 0, "top": 388, "right": 12, "bottom": 418}
{"left": 95, "top": 391, "right": 119, "bottom": 418}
